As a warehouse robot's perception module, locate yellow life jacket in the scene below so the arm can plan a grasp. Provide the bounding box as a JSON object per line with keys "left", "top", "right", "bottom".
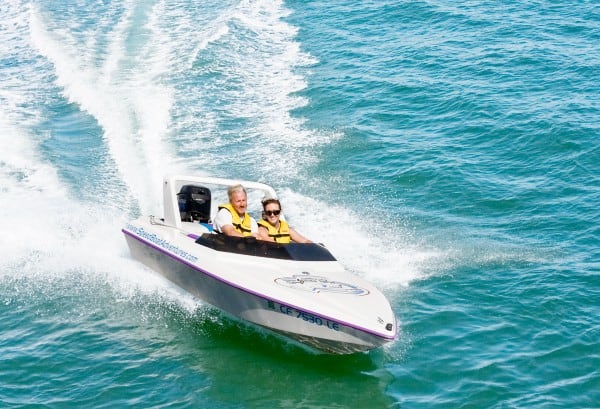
{"left": 218, "top": 203, "right": 253, "bottom": 236}
{"left": 258, "top": 219, "right": 291, "bottom": 243}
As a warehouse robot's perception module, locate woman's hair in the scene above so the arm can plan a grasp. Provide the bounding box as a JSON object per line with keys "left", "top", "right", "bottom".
{"left": 261, "top": 198, "right": 281, "bottom": 210}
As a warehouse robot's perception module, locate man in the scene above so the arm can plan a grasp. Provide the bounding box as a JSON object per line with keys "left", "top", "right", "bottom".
{"left": 213, "top": 184, "right": 258, "bottom": 237}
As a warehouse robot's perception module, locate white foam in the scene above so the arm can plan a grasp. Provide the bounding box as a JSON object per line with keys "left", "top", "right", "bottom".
{"left": 0, "top": 3, "right": 184, "bottom": 304}
{"left": 0, "top": 190, "right": 198, "bottom": 311}
{"left": 276, "top": 189, "right": 444, "bottom": 290}
{"left": 227, "top": 0, "right": 335, "bottom": 177}
{"left": 227, "top": 0, "right": 319, "bottom": 146}
{"left": 28, "top": 3, "right": 184, "bottom": 215}
{"left": 166, "top": 0, "right": 332, "bottom": 176}
{"left": 0, "top": 0, "right": 443, "bottom": 307}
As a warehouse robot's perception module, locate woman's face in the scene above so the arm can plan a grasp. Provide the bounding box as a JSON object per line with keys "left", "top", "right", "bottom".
{"left": 263, "top": 203, "right": 281, "bottom": 223}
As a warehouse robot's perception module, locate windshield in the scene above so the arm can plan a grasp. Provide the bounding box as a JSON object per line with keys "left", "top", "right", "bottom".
{"left": 195, "top": 234, "right": 337, "bottom": 261}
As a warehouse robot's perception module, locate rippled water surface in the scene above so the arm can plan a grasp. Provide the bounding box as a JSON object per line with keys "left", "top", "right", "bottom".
{"left": 1, "top": 0, "right": 598, "bottom": 407}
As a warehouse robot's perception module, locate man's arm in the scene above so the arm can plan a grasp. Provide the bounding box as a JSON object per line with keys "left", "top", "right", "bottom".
{"left": 221, "top": 224, "right": 244, "bottom": 237}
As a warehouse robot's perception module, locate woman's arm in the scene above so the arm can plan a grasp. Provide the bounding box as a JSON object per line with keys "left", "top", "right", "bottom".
{"left": 290, "top": 227, "right": 312, "bottom": 243}
{"left": 257, "top": 225, "right": 274, "bottom": 241}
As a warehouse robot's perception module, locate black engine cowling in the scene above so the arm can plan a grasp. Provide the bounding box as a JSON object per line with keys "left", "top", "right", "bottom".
{"left": 177, "top": 185, "right": 211, "bottom": 222}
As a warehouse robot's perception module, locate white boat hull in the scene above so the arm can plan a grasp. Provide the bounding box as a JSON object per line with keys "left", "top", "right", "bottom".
{"left": 122, "top": 175, "right": 397, "bottom": 354}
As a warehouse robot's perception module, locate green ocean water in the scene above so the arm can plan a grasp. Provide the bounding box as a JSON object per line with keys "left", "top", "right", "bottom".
{"left": 1, "top": 0, "right": 598, "bottom": 407}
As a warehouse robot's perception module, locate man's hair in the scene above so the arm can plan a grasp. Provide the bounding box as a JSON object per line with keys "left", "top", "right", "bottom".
{"left": 227, "top": 184, "right": 247, "bottom": 201}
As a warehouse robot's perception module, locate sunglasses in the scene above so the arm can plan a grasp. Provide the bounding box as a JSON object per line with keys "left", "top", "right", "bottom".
{"left": 264, "top": 210, "right": 281, "bottom": 216}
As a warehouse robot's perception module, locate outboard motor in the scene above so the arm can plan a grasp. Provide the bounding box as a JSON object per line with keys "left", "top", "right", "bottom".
{"left": 178, "top": 185, "right": 211, "bottom": 222}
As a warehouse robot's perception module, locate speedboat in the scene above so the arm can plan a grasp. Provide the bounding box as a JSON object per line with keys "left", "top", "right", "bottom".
{"left": 122, "top": 175, "right": 397, "bottom": 354}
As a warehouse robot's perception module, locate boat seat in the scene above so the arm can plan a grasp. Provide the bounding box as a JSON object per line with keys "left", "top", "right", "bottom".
{"left": 178, "top": 185, "right": 211, "bottom": 223}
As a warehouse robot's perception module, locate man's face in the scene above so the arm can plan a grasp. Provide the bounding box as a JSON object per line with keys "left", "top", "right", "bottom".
{"left": 231, "top": 190, "right": 247, "bottom": 216}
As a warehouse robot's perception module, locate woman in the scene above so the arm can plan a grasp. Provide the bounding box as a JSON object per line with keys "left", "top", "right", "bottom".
{"left": 257, "top": 198, "right": 312, "bottom": 243}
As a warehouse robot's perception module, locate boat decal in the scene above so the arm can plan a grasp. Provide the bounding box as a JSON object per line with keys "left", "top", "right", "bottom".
{"left": 125, "top": 224, "right": 198, "bottom": 263}
{"left": 268, "top": 300, "right": 340, "bottom": 331}
{"left": 274, "top": 272, "right": 369, "bottom": 295}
